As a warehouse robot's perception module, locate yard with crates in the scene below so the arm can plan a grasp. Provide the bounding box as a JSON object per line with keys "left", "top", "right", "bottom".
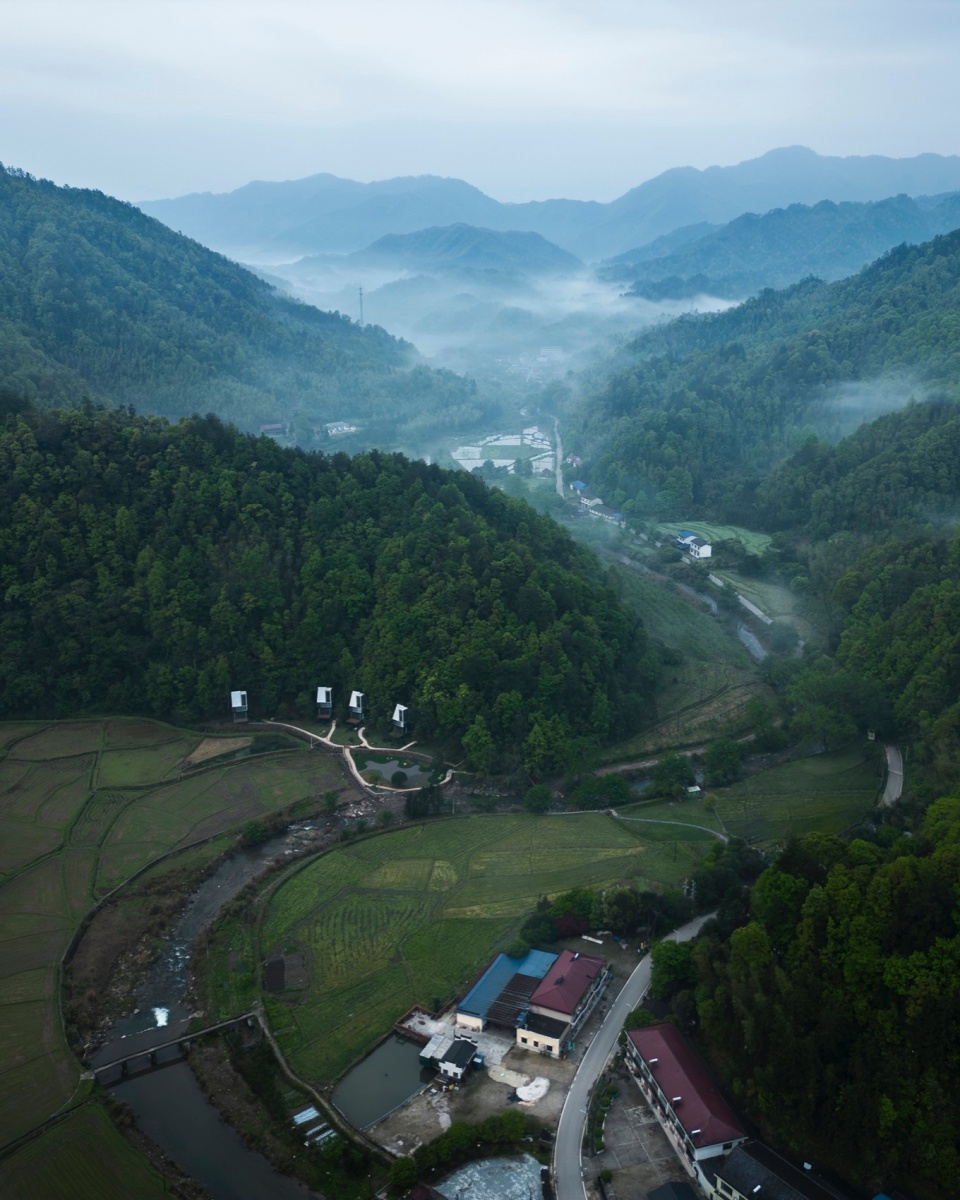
{"left": 236, "top": 813, "right": 714, "bottom": 1085}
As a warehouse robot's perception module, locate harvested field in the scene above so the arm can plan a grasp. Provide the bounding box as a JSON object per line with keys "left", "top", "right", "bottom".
{"left": 9, "top": 723, "right": 104, "bottom": 761}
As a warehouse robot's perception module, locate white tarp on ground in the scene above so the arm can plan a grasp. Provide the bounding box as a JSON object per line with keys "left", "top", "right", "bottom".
{"left": 437, "top": 1154, "right": 544, "bottom": 1200}
{"left": 516, "top": 1076, "right": 550, "bottom": 1104}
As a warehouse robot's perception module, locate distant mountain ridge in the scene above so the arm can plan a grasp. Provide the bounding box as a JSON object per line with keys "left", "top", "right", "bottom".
{"left": 601, "top": 191, "right": 960, "bottom": 299}
{"left": 343, "top": 223, "right": 582, "bottom": 276}
{"left": 0, "top": 166, "right": 481, "bottom": 435}
{"left": 140, "top": 147, "right": 960, "bottom": 262}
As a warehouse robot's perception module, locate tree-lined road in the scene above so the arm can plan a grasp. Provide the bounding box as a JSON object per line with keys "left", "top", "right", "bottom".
{"left": 553, "top": 912, "right": 715, "bottom": 1200}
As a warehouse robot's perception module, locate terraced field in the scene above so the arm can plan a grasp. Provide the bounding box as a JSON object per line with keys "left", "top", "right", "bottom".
{"left": 247, "top": 813, "right": 712, "bottom": 1083}
{"left": 0, "top": 717, "right": 346, "bottom": 1187}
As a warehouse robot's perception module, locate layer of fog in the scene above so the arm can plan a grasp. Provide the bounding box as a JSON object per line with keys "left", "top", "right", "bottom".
{"left": 806, "top": 372, "right": 930, "bottom": 442}
{"left": 255, "top": 254, "right": 738, "bottom": 380}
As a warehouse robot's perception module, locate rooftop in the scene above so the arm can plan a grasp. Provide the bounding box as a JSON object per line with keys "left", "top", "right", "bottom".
{"left": 520, "top": 1012, "right": 569, "bottom": 1039}
{"left": 442, "top": 1039, "right": 478, "bottom": 1069}
{"left": 713, "top": 1142, "right": 858, "bottom": 1200}
{"left": 628, "top": 1023, "right": 745, "bottom": 1149}
{"left": 458, "top": 950, "right": 558, "bottom": 1022}
{"left": 530, "top": 950, "right": 604, "bottom": 1016}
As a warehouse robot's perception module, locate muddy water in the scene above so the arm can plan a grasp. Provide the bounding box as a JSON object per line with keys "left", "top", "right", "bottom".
{"left": 331, "top": 1034, "right": 431, "bottom": 1129}
{"left": 91, "top": 841, "right": 319, "bottom": 1200}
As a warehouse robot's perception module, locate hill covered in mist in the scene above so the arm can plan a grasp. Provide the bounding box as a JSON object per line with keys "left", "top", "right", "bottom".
{"left": 579, "top": 227, "right": 960, "bottom": 527}
{"left": 345, "top": 223, "right": 582, "bottom": 277}
{"left": 0, "top": 165, "right": 484, "bottom": 437}
{"left": 140, "top": 147, "right": 960, "bottom": 262}
{"left": 601, "top": 191, "right": 960, "bottom": 300}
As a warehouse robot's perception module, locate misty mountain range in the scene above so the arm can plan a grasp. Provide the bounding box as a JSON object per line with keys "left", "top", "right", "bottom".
{"left": 307, "top": 223, "right": 582, "bottom": 278}
{"left": 141, "top": 146, "right": 960, "bottom": 262}
{"left": 601, "top": 190, "right": 960, "bottom": 299}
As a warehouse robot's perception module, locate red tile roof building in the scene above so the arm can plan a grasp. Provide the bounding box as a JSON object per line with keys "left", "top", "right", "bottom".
{"left": 626, "top": 1023, "right": 747, "bottom": 1172}
{"left": 529, "top": 950, "right": 606, "bottom": 1020}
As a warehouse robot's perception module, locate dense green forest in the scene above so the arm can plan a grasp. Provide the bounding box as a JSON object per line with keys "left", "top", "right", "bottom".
{"left": 581, "top": 229, "right": 960, "bottom": 524}
{"left": 686, "top": 803, "right": 960, "bottom": 1199}
{"left": 0, "top": 400, "right": 655, "bottom": 772}
{"left": 600, "top": 191, "right": 960, "bottom": 299}
{"left": 0, "top": 165, "right": 485, "bottom": 438}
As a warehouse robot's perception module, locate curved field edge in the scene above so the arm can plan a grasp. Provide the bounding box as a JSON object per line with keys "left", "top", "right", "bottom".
{"left": 200, "top": 812, "right": 716, "bottom": 1088}
{"left": 0, "top": 717, "right": 349, "bottom": 1187}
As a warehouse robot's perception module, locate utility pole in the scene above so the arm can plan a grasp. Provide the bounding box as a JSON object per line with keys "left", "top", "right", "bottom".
{"left": 358, "top": 285, "right": 364, "bottom": 327}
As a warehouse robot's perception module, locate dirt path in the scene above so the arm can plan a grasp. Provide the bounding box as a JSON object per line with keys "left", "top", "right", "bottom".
{"left": 882, "top": 743, "right": 903, "bottom": 807}
{"left": 610, "top": 810, "right": 728, "bottom": 843}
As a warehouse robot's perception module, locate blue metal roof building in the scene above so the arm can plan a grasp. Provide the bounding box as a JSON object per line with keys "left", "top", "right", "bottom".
{"left": 457, "top": 949, "right": 558, "bottom": 1026}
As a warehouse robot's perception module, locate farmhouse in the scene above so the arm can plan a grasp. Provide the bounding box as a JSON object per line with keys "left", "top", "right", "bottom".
{"left": 347, "top": 690, "right": 366, "bottom": 724}
{"left": 230, "top": 690, "right": 248, "bottom": 723}
{"left": 516, "top": 949, "right": 608, "bottom": 1057}
{"left": 588, "top": 504, "right": 626, "bottom": 527}
{"left": 456, "top": 948, "right": 558, "bottom": 1033}
{"left": 626, "top": 1023, "right": 747, "bottom": 1181}
{"left": 316, "top": 686, "right": 333, "bottom": 720}
{"left": 675, "top": 530, "right": 713, "bottom": 559}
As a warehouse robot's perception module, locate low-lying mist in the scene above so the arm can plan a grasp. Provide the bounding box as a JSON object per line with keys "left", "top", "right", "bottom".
{"left": 254, "top": 254, "right": 738, "bottom": 382}
{"left": 807, "top": 372, "right": 931, "bottom": 442}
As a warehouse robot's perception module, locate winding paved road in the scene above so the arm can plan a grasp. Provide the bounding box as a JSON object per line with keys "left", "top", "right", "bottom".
{"left": 553, "top": 912, "right": 716, "bottom": 1200}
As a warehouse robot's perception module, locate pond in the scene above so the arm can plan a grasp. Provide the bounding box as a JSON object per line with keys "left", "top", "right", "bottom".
{"left": 331, "top": 1034, "right": 432, "bottom": 1128}
{"left": 357, "top": 756, "right": 435, "bottom": 786}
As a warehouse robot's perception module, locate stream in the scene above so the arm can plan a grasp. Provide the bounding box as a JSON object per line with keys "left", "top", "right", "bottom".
{"left": 90, "top": 840, "right": 319, "bottom": 1200}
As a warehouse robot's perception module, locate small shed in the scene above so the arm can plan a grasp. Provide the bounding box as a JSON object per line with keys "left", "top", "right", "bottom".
{"left": 230, "top": 690, "right": 248, "bottom": 723}
{"left": 439, "top": 1037, "right": 477, "bottom": 1081}
{"left": 347, "top": 690, "right": 366, "bottom": 724}
{"left": 392, "top": 703, "right": 409, "bottom": 733}
{"left": 316, "top": 686, "right": 333, "bottom": 720}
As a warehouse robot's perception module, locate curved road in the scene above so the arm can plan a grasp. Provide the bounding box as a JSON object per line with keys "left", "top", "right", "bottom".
{"left": 554, "top": 912, "right": 716, "bottom": 1200}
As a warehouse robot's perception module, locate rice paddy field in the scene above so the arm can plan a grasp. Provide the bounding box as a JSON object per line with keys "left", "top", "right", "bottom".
{"left": 0, "top": 718, "right": 345, "bottom": 1179}
{"left": 218, "top": 813, "right": 714, "bottom": 1086}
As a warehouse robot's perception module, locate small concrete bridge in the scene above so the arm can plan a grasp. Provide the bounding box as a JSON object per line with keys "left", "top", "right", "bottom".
{"left": 91, "top": 1011, "right": 258, "bottom": 1078}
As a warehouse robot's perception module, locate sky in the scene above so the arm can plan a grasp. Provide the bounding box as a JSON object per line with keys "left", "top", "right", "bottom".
{"left": 3, "top": 0, "right": 960, "bottom": 203}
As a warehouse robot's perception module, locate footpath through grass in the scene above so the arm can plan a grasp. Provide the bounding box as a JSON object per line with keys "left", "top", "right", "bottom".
{"left": 204, "top": 813, "right": 713, "bottom": 1086}
{"left": 0, "top": 717, "right": 347, "bottom": 1186}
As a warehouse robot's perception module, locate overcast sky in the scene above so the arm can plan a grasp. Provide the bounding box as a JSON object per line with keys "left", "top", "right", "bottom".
{"left": 3, "top": 0, "right": 960, "bottom": 203}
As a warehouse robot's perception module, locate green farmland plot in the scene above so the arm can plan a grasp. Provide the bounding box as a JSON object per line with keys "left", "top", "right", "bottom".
{"left": 713, "top": 742, "right": 882, "bottom": 846}
{"left": 0, "top": 717, "right": 354, "bottom": 1189}
{"left": 250, "top": 813, "right": 716, "bottom": 1084}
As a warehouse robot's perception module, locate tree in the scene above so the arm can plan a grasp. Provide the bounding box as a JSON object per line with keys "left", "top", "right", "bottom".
{"left": 649, "top": 940, "right": 697, "bottom": 1000}
{"left": 705, "top": 738, "right": 743, "bottom": 786}
{"left": 652, "top": 752, "right": 695, "bottom": 795}
{"left": 524, "top": 783, "right": 553, "bottom": 813}
{"left": 389, "top": 1155, "right": 418, "bottom": 1190}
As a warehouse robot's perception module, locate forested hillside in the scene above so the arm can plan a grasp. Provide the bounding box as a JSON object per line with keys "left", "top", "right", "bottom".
{"left": 601, "top": 191, "right": 960, "bottom": 300}
{"left": 692, "top": 801, "right": 960, "bottom": 1198}
{"left": 0, "top": 166, "right": 483, "bottom": 437}
{"left": 581, "top": 229, "right": 960, "bottom": 522}
{"left": 0, "top": 401, "right": 655, "bottom": 771}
